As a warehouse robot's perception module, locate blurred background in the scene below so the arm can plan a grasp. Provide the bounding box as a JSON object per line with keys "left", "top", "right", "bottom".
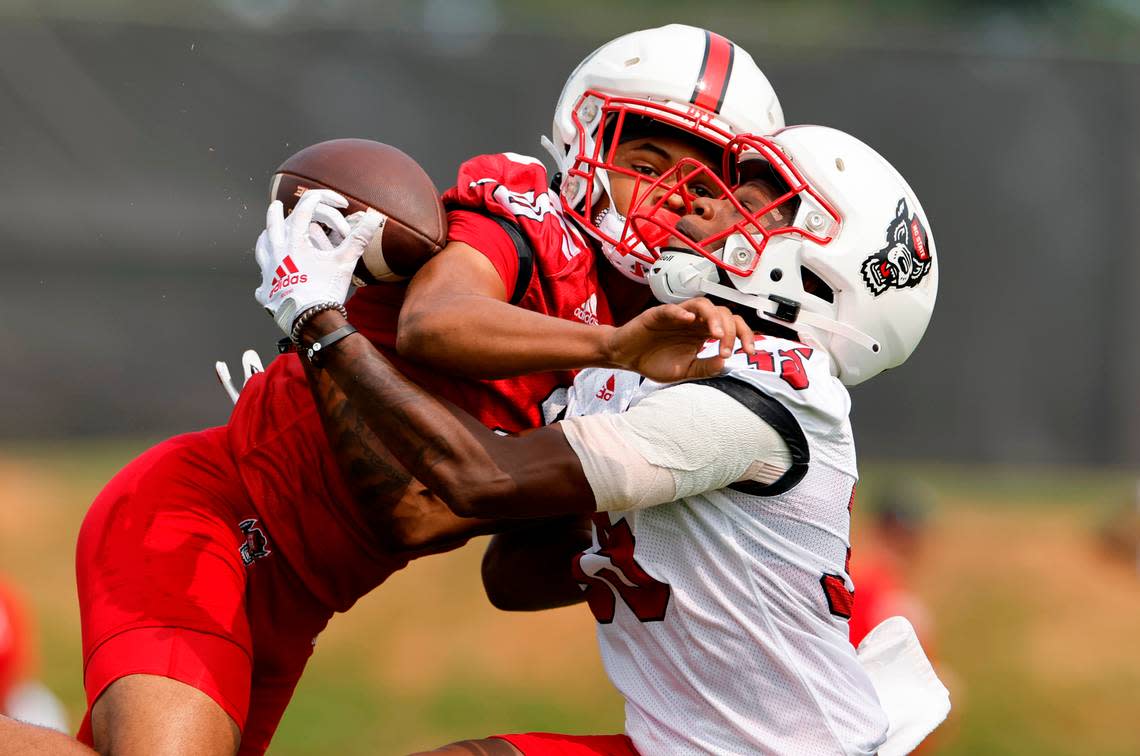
{"left": 1, "top": 0, "right": 1138, "bottom": 753}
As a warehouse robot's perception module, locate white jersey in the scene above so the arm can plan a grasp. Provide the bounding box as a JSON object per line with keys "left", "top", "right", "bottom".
{"left": 564, "top": 337, "right": 888, "bottom": 755}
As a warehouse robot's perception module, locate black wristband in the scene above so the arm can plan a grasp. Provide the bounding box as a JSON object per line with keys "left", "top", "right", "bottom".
{"left": 305, "top": 324, "right": 358, "bottom": 366}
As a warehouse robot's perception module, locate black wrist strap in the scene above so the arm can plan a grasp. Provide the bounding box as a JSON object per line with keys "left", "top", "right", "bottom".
{"left": 305, "top": 324, "right": 358, "bottom": 366}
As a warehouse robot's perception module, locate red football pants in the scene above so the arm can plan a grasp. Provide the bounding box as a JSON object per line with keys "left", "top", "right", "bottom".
{"left": 75, "top": 428, "right": 333, "bottom": 755}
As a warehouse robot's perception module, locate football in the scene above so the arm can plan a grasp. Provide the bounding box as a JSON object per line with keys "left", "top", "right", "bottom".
{"left": 270, "top": 139, "right": 447, "bottom": 284}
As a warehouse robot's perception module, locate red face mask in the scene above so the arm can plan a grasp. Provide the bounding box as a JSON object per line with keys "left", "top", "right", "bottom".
{"left": 559, "top": 90, "right": 741, "bottom": 268}
{"left": 626, "top": 133, "right": 842, "bottom": 276}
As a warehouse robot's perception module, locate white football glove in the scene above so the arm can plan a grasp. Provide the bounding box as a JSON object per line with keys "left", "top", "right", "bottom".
{"left": 253, "top": 189, "right": 383, "bottom": 335}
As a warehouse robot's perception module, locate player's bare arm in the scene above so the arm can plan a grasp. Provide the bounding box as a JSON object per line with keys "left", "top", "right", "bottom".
{"left": 253, "top": 190, "right": 773, "bottom": 520}
{"left": 296, "top": 308, "right": 595, "bottom": 519}
{"left": 250, "top": 187, "right": 589, "bottom": 520}
{"left": 301, "top": 357, "right": 507, "bottom": 553}
{"left": 249, "top": 185, "right": 502, "bottom": 548}
{"left": 398, "top": 240, "right": 752, "bottom": 381}
{"left": 396, "top": 135, "right": 755, "bottom": 382}
{"left": 305, "top": 301, "right": 593, "bottom": 604}
{"left": 294, "top": 299, "right": 775, "bottom": 522}
{"left": 0, "top": 716, "right": 98, "bottom": 755}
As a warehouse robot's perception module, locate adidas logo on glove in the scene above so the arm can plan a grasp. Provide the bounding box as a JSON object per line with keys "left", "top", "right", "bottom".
{"left": 270, "top": 256, "right": 308, "bottom": 296}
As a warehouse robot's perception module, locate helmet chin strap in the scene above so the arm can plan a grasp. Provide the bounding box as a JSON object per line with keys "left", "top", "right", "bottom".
{"left": 694, "top": 278, "right": 881, "bottom": 354}
{"left": 540, "top": 128, "right": 612, "bottom": 211}
{"left": 540, "top": 134, "right": 561, "bottom": 166}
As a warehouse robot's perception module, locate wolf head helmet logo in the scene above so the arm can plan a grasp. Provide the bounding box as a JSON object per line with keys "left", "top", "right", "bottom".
{"left": 861, "top": 198, "right": 933, "bottom": 296}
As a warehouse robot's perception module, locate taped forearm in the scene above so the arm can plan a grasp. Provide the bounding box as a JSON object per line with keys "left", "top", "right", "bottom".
{"left": 560, "top": 382, "right": 792, "bottom": 512}
{"left": 561, "top": 414, "right": 677, "bottom": 511}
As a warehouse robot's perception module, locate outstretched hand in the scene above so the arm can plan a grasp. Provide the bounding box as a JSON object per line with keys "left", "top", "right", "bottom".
{"left": 253, "top": 189, "right": 383, "bottom": 335}
{"left": 606, "top": 297, "right": 755, "bottom": 382}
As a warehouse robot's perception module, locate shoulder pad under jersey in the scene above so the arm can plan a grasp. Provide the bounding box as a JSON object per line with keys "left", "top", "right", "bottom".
{"left": 442, "top": 153, "right": 593, "bottom": 270}
{"left": 565, "top": 368, "right": 643, "bottom": 419}
{"left": 636, "top": 337, "right": 851, "bottom": 434}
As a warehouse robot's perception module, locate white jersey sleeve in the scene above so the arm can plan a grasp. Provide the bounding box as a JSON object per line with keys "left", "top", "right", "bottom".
{"left": 672, "top": 335, "right": 855, "bottom": 492}
{"left": 560, "top": 383, "right": 792, "bottom": 512}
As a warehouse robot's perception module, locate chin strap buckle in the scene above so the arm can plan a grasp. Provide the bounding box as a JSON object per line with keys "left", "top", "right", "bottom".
{"left": 767, "top": 295, "right": 801, "bottom": 323}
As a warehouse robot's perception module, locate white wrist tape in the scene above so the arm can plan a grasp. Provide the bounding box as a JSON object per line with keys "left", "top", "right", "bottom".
{"left": 561, "top": 383, "right": 793, "bottom": 512}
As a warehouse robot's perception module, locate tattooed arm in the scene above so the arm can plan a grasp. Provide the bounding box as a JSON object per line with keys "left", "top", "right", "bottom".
{"left": 305, "top": 361, "right": 589, "bottom": 608}
{"left": 301, "top": 354, "right": 508, "bottom": 553}
{"left": 298, "top": 310, "right": 597, "bottom": 520}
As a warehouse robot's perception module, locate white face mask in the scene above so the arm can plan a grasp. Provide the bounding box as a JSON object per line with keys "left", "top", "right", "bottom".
{"left": 594, "top": 206, "right": 652, "bottom": 283}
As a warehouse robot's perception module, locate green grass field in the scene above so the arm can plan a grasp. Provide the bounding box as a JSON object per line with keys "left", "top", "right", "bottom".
{"left": 2, "top": 440, "right": 1139, "bottom": 755}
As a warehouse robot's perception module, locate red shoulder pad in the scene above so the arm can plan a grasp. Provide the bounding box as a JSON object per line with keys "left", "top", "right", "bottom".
{"left": 442, "top": 153, "right": 594, "bottom": 274}
{"left": 442, "top": 152, "right": 553, "bottom": 220}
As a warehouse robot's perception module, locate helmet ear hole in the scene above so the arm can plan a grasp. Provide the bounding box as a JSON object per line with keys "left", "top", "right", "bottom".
{"left": 801, "top": 266, "right": 834, "bottom": 303}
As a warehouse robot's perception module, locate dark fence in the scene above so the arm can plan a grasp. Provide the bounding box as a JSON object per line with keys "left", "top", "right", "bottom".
{"left": 1, "top": 19, "right": 1137, "bottom": 465}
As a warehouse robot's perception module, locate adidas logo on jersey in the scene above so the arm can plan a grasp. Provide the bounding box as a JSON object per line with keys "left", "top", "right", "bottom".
{"left": 574, "top": 293, "right": 599, "bottom": 325}
{"left": 595, "top": 373, "right": 616, "bottom": 401}
{"left": 270, "top": 256, "right": 307, "bottom": 296}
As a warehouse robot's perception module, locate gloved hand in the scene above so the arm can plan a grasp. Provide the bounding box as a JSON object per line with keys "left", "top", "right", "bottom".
{"left": 254, "top": 188, "right": 383, "bottom": 336}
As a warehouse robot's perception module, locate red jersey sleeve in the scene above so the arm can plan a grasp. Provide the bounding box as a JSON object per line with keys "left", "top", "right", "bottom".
{"left": 446, "top": 209, "right": 518, "bottom": 298}
{"left": 442, "top": 153, "right": 591, "bottom": 282}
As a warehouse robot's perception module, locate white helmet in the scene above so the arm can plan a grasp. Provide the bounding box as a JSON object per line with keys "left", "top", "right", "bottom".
{"left": 542, "top": 24, "right": 785, "bottom": 282}
{"left": 641, "top": 126, "right": 938, "bottom": 385}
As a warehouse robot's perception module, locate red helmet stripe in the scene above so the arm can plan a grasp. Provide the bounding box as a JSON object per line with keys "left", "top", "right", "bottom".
{"left": 690, "top": 31, "right": 735, "bottom": 114}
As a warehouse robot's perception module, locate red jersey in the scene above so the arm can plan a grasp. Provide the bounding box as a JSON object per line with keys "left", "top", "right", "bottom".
{"left": 349, "top": 151, "right": 629, "bottom": 430}
{"left": 225, "top": 152, "right": 620, "bottom": 610}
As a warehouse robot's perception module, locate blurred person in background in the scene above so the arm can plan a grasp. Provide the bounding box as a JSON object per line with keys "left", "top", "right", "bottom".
{"left": 848, "top": 482, "right": 956, "bottom": 753}
{"left": 848, "top": 479, "right": 936, "bottom": 648}
{"left": 0, "top": 576, "right": 90, "bottom": 754}
{"left": 273, "top": 125, "right": 949, "bottom": 755}
{"left": 74, "top": 24, "right": 785, "bottom": 756}
{"left": 0, "top": 577, "right": 68, "bottom": 733}
{"left": 1100, "top": 480, "right": 1140, "bottom": 576}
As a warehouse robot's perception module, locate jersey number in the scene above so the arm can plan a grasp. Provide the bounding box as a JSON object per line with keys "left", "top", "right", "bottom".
{"left": 571, "top": 514, "right": 671, "bottom": 623}
{"left": 737, "top": 345, "right": 814, "bottom": 390}
{"left": 820, "top": 485, "right": 856, "bottom": 619}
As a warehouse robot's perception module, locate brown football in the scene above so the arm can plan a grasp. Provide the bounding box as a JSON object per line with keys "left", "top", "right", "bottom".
{"left": 270, "top": 139, "right": 447, "bottom": 284}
